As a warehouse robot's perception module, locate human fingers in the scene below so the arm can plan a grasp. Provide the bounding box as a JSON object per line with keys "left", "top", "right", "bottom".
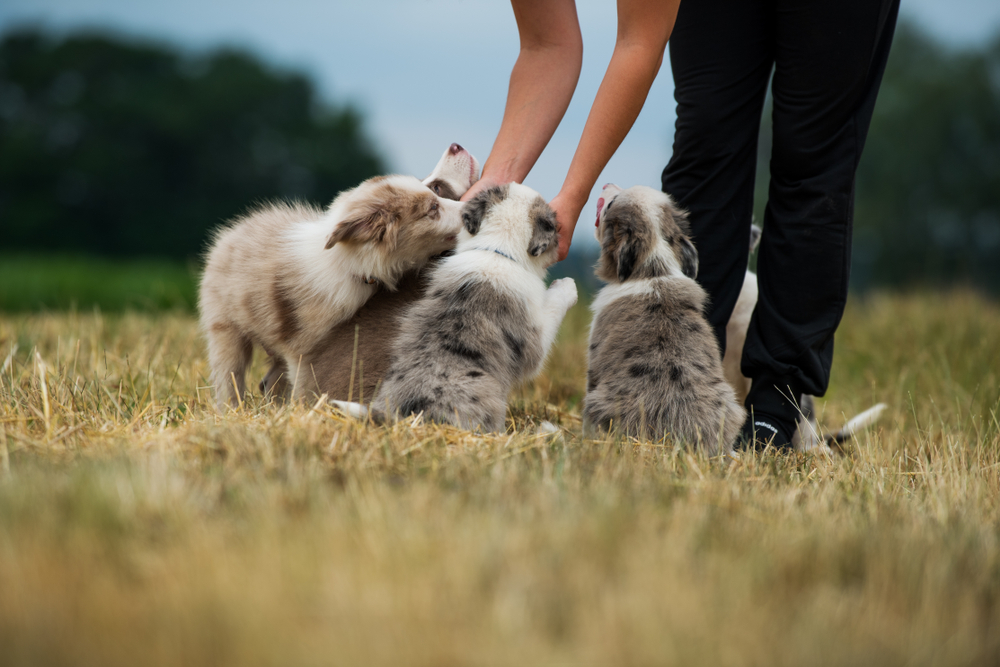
{"left": 460, "top": 174, "right": 505, "bottom": 202}
{"left": 549, "top": 193, "right": 579, "bottom": 263}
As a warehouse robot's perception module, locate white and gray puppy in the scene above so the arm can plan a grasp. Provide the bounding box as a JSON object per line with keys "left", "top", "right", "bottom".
{"left": 334, "top": 183, "right": 578, "bottom": 432}
{"left": 257, "top": 143, "right": 480, "bottom": 401}
{"left": 200, "top": 173, "right": 465, "bottom": 408}
{"left": 584, "top": 184, "right": 745, "bottom": 454}
{"left": 723, "top": 224, "right": 886, "bottom": 451}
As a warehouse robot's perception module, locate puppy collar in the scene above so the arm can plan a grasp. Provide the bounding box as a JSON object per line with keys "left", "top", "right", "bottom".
{"left": 474, "top": 247, "right": 517, "bottom": 262}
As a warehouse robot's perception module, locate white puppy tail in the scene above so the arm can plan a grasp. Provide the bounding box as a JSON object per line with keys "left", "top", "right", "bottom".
{"left": 826, "top": 403, "right": 888, "bottom": 445}
{"left": 330, "top": 400, "right": 370, "bottom": 420}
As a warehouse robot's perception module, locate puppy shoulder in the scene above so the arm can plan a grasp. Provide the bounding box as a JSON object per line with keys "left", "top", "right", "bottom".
{"left": 590, "top": 279, "right": 657, "bottom": 318}
{"left": 655, "top": 275, "right": 708, "bottom": 312}
{"left": 442, "top": 251, "right": 541, "bottom": 300}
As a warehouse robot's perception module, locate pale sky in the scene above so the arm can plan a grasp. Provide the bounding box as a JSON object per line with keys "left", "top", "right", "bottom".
{"left": 2, "top": 0, "right": 998, "bottom": 249}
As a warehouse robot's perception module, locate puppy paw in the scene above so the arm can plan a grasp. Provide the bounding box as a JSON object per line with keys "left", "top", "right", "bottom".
{"left": 330, "top": 400, "right": 370, "bottom": 420}
{"left": 548, "top": 277, "right": 578, "bottom": 309}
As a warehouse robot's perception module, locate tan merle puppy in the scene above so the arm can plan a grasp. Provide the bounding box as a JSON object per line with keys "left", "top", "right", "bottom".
{"left": 334, "top": 184, "right": 578, "bottom": 432}
{"left": 200, "top": 174, "right": 465, "bottom": 408}
{"left": 258, "top": 144, "right": 480, "bottom": 401}
{"left": 584, "top": 184, "right": 745, "bottom": 454}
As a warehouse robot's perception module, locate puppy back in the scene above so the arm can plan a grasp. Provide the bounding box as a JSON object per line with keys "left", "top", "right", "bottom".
{"left": 298, "top": 270, "right": 429, "bottom": 401}
{"left": 199, "top": 201, "right": 325, "bottom": 339}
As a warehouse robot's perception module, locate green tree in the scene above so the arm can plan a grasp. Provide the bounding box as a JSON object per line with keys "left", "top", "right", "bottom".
{"left": 853, "top": 22, "right": 1000, "bottom": 291}
{"left": 0, "top": 28, "right": 385, "bottom": 260}
{"left": 752, "top": 22, "right": 1000, "bottom": 292}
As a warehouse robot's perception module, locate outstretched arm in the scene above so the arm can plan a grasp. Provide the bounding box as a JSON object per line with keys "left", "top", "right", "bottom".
{"left": 551, "top": 0, "right": 681, "bottom": 261}
{"left": 461, "top": 0, "right": 583, "bottom": 203}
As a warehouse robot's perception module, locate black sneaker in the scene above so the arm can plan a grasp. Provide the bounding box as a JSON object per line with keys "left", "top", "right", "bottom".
{"left": 736, "top": 411, "right": 795, "bottom": 451}
{"left": 737, "top": 375, "right": 802, "bottom": 451}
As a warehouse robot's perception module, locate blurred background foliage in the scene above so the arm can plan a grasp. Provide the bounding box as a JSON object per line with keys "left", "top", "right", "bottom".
{"left": 0, "top": 28, "right": 383, "bottom": 262}
{"left": 0, "top": 21, "right": 998, "bottom": 310}
{"left": 754, "top": 22, "right": 1000, "bottom": 293}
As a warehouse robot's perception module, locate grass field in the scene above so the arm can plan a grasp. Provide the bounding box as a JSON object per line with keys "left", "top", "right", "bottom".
{"left": 1, "top": 290, "right": 999, "bottom": 666}
{"left": 0, "top": 255, "right": 199, "bottom": 312}
{"left": 0, "top": 252, "right": 598, "bottom": 313}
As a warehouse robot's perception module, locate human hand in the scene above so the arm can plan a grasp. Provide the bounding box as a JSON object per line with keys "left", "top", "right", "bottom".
{"left": 460, "top": 173, "right": 509, "bottom": 203}
{"left": 549, "top": 191, "right": 584, "bottom": 263}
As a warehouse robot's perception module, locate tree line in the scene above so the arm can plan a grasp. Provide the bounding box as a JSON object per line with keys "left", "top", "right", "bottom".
{"left": 1, "top": 23, "right": 998, "bottom": 292}
{"left": 752, "top": 21, "right": 1000, "bottom": 292}
{"left": 0, "top": 28, "right": 384, "bottom": 260}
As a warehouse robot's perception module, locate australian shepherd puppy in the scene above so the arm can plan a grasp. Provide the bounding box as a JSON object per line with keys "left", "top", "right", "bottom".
{"left": 584, "top": 184, "right": 745, "bottom": 454}
{"left": 334, "top": 184, "right": 578, "bottom": 432}
{"left": 257, "top": 143, "right": 481, "bottom": 402}
{"left": 199, "top": 173, "right": 465, "bottom": 408}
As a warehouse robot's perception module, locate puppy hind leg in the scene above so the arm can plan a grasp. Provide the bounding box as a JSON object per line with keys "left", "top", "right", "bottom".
{"left": 206, "top": 324, "right": 253, "bottom": 409}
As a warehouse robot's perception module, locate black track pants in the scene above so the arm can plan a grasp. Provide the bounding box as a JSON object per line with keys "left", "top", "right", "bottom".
{"left": 661, "top": 0, "right": 900, "bottom": 403}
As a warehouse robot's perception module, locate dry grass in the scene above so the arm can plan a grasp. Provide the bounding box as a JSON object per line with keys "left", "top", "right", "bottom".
{"left": 1, "top": 290, "right": 999, "bottom": 666}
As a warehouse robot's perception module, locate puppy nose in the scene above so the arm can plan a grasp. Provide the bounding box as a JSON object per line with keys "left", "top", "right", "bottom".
{"left": 449, "top": 143, "right": 464, "bottom": 155}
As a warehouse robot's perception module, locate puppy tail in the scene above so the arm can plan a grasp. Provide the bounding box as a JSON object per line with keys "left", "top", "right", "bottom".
{"left": 824, "top": 403, "right": 888, "bottom": 446}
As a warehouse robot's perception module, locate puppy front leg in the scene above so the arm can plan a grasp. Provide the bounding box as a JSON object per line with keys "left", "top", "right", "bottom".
{"left": 260, "top": 355, "right": 290, "bottom": 401}
{"left": 532, "top": 278, "right": 578, "bottom": 375}
{"left": 286, "top": 356, "right": 309, "bottom": 402}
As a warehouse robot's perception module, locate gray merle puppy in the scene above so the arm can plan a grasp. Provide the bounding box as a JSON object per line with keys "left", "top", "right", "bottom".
{"left": 333, "top": 183, "right": 578, "bottom": 432}
{"left": 584, "top": 184, "right": 744, "bottom": 454}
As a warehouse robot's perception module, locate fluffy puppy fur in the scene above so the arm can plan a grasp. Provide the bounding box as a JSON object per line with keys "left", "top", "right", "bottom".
{"left": 584, "top": 184, "right": 745, "bottom": 454}
{"left": 258, "top": 144, "right": 480, "bottom": 401}
{"left": 334, "top": 184, "right": 578, "bottom": 432}
{"left": 200, "top": 174, "right": 465, "bottom": 408}
{"left": 721, "top": 224, "right": 885, "bottom": 451}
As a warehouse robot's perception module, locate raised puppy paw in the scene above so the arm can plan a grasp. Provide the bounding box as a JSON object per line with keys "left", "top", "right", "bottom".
{"left": 547, "top": 277, "right": 578, "bottom": 309}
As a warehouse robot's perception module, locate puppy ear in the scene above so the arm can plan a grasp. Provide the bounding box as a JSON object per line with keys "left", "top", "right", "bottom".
{"left": 462, "top": 205, "right": 482, "bottom": 236}
{"left": 616, "top": 230, "right": 640, "bottom": 281}
{"left": 461, "top": 185, "right": 508, "bottom": 236}
{"left": 679, "top": 236, "right": 699, "bottom": 279}
{"left": 325, "top": 208, "right": 390, "bottom": 248}
{"left": 461, "top": 195, "right": 487, "bottom": 236}
{"left": 749, "top": 223, "right": 762, "bottom": 255}
{"left": 528, "top": 200, "right": 558, "bottom": 257}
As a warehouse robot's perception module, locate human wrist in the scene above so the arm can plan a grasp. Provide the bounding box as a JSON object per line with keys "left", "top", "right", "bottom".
{"left": 480, "top": 157, "right": 526, "bottom": 188}
{"left": 555, "top": 183, "right": 590, "bottom": 218}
